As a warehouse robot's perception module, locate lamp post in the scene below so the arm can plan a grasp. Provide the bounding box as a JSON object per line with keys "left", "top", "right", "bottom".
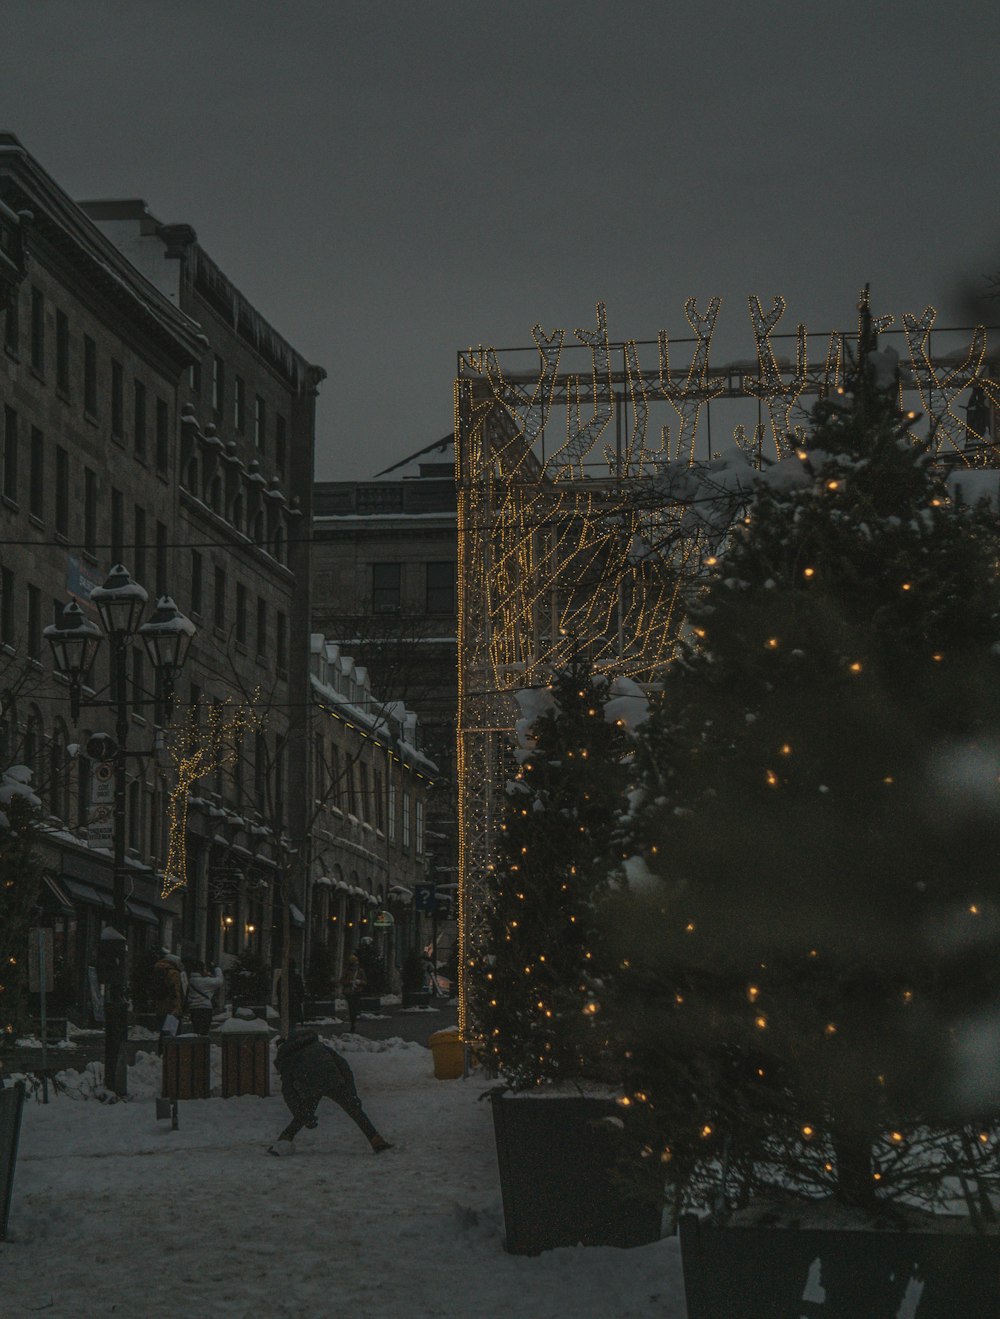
{"left": 45, "top": 565, "right": 195, "bottom": 1096}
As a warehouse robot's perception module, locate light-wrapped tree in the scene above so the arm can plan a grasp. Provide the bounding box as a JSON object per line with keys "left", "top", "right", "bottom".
{"left": 471, "top": 657, "right": 633, "bottom": 1089}
{"left": 610, "top": 298, "right": 1000, "bottom": 1220}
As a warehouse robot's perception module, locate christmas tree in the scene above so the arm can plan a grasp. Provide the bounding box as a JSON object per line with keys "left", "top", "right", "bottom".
{"left": 471, "top": 655, "right": 632, "bottom": 1089}
{"left": 610, "top": 292, "right": 1000, "bottom": 1218}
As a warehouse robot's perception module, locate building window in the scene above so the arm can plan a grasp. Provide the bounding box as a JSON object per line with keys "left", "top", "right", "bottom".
{"left": 5, "top": 287, "right": 18, "bottom": 355}
{"left": 156, "top": 522, "right": 167, "bottom": 598}
{"left": 28, "top": 428, "right": 43, "bottom": 520}
{"left": 235, "top": 582, "right": 247, "bottom": 644}
{"left": 111, "top": 488, "right": 124, "bottom": 564}
{"left": 275, "top": 413, "right": 287, "bottom": 477}
{"left": 55, "top": 309, "right": 69, "bottom": 393}
{"left": 0, "top": 567, "right": 13, "bottom": 645}
{"left": 256, "top": 597, "right": 266, "bottom": 656}
{"left": 133, "top": 505, "right": 146, "bottom": 583}
{"left": 276, "top": 610, "right": 287, "bottom": 670}
{"left": 415, "top": 798, "right": 424, "bottom": 855}
{"left": 254, "top": 395, "right": 265, "bottom": 451}
{"left": 83, "top": 335, "right": 97, "bottom": 417}
{"left": 388, "top": 777, "right": 396, "bottom": 842}
{"left": 191, "top": 550, "right": 203, "bottom": 616}
{"left": 372, "top": 563, "right": 401, "bottom": 613}
{"left": 234, "top": 376, "right": 245, "bottom": 433}
{"left": 254, "top": 730, "right": 267, "bottom": 811}
{"left": 84, "top": 468, "right": 97, "bottom": 555}
{"left": 374, "top": 769, "right": 384, "bottom": 832}
{"left": 133, "top": 379, "right": 146, "bottom": 458}
{"left": 426, "top": 561, "right": 455, "bottom": 615}
{"left": 30, "top": 285, "right": 44, "bottom": 373}
{"left": 111, "top": 360, "right": 124, "bottom": 439}
{"left": 55, "top": 445, "right": 68, "bottom": 537}
{"left": 402, "top": 792, "right": 411, "bottom": 850}
{"left": 212, "top": 355, "right": 224, "bottom": 416}
{"left": 313, "top": 734, "right": 327, "bottom": 801}
{"left": 2, "top": 407, "right": 17, "bottom": 503}
{"left": 214, "top": 567, "right": 226, "bottom": 630}
{"left": 26, "top": 583, "right": 40, "bottom": 660}
{"left": 155, "top": 397, "right": 168, "bottom": 474}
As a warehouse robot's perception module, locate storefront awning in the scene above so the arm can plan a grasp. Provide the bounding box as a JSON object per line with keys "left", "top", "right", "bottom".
{"left": 126, "top": 899, "right": 159, "bottom": 926}
{"left": 41, "top": 874, "right": 75, "bottom": 915}
{"left": 61, "top": 876, "right": 113, "bottom": 909}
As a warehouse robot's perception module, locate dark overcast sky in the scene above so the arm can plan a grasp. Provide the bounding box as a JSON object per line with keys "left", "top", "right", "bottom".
{"left": 4, "top": 0, "right": 1000, "bottom": 480}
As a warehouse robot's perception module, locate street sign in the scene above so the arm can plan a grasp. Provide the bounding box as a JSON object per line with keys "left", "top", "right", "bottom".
{"left": 414, "top": 884, "right": 435, "bottom": 914}
{"left": 88, "top": 803, "right": 113, "bottom": 847}
{"left": 91, "top": 761, "right": 114, "bottom": 804}
{"left": 372, "top": 910, "right": 394, "bottom": 929}
{"left": 27, "top": 927, "right": 53, "bottom": 994}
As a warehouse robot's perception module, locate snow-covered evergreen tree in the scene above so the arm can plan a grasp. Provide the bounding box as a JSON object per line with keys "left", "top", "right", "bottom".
{"left": 611, "top": 295, "right": 1000, "bottom": 1215}
{"left": 471, "top": 657, "right": 632, "bottom": 1089}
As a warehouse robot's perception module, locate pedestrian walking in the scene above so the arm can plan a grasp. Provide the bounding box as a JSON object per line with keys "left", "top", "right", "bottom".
{"left": 268, "top": 1031, "right": 391, "bottom": 1155}
{"left": 185, "top": 960, "right": 224, "bottom": 1035}
{"left": 340, "top": 953, "right": 366, "bottom": 1033}
{"left": 152, "top": 950, "right": 186, "bottom": 1055}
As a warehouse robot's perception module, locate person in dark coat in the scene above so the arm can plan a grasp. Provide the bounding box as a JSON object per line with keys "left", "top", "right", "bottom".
{"left": 269, "top": 1031, "right": 391, "bottom": 1155}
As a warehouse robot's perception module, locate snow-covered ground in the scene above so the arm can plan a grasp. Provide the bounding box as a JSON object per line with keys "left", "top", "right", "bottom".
{"left": 4, "top": 1038, "right": 685, "bottom": 1318}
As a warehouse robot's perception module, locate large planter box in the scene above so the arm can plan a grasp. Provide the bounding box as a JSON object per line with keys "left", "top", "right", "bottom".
{"left": 679, "top": 1213, "right": 1000, "bottom": 1318}
{"left": 491, "top": 1090, "right": 662, "bottom": 1255}
{"left": 358, "top": 995, "right": 381, "bottom": 1014}
{"left": 402, "top": 989, "right": 431, "bottom": 1009}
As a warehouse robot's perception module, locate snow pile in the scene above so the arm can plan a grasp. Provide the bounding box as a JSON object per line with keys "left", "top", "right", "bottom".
{"left": 3, "top": 1038, "right": 685, "bottom": 1317}
{"left": 0, "top": 764, "right": 40, "bottom": 829}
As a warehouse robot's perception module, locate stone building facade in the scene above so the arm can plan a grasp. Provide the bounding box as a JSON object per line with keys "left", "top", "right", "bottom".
{"left": 0, "top": 135, "right": 329, "bottom": 1026}
{"left": 81, "top": 199, "right": 325, "bottom": 980}
{"left": 312, "top": 435, "right": 458, "bottom": 965}
{"left": 0, "top": 137, "right": 206, "bottom": 1021}
{"left": 306, "top": 633, "right": 438, "bottom": 993}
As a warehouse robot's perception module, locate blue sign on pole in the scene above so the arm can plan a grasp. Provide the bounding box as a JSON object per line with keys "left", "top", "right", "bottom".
{"left": 414, "top": 884, "right": 435, "bottom": 914}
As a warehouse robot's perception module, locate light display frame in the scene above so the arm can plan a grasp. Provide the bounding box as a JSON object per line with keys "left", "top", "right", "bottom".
{"left": 455, "top": 296, "right": 1000, "bottom": 1036}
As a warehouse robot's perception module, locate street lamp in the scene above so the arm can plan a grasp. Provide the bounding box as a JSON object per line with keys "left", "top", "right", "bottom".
{"left": 138, "top": 596, "right": 195, "bottom": 720}
{"left": 44, "top": 565, "right": 195, "bottom": 1096}
{"left": 42, "top": 601, "right": 102, "bottom": 721}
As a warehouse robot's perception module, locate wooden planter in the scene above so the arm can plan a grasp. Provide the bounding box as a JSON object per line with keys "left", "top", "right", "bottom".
{"left": 490, "top": 1090, "right": 662, "bottom": 1255}
{"left": 161, "top": 1035, "right": 211, "bottom": 1100}
{"left": 402, "top": 989, "right": 431, "bottom": 1008}
{"left": 680, "top": 1213, "right": 1000, "bottom": 1318}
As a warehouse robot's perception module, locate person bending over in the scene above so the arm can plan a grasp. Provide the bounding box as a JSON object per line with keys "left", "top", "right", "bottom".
{"left": 269, "top": 1030, "right": 391, "bottom": 1155}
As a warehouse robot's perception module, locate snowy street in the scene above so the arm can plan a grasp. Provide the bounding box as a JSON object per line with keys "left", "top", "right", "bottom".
{"left": 4, "top": 1038, "right": 684, "bottom": 1318}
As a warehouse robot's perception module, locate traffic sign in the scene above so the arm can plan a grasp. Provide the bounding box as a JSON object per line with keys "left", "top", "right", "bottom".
{"left": 414, "top": 884, "right": 435, "bottom": 914}
{"left": 92, "top": 761, "right": 114, "bottom": 804}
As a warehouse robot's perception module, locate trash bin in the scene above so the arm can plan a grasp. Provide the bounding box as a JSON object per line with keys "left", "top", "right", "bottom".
{"left": 219, "top": 1014, "right": 271, "bottom": 1098}
{"left": 428, "top": 1027, "right": 465, "bottom": 1080}
{"left": 161, "top": 1034, "right": 211, "bottom": 1100}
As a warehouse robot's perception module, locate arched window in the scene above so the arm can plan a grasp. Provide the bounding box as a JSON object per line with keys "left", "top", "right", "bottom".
{"left": 23, "top": 705, "right": 43, "bottom": 789}
{"left": 231, "top": 492, "right": 244, "bottom": 533}
{"left": 209, "top": 474, "right": 223, "bottom": 515}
